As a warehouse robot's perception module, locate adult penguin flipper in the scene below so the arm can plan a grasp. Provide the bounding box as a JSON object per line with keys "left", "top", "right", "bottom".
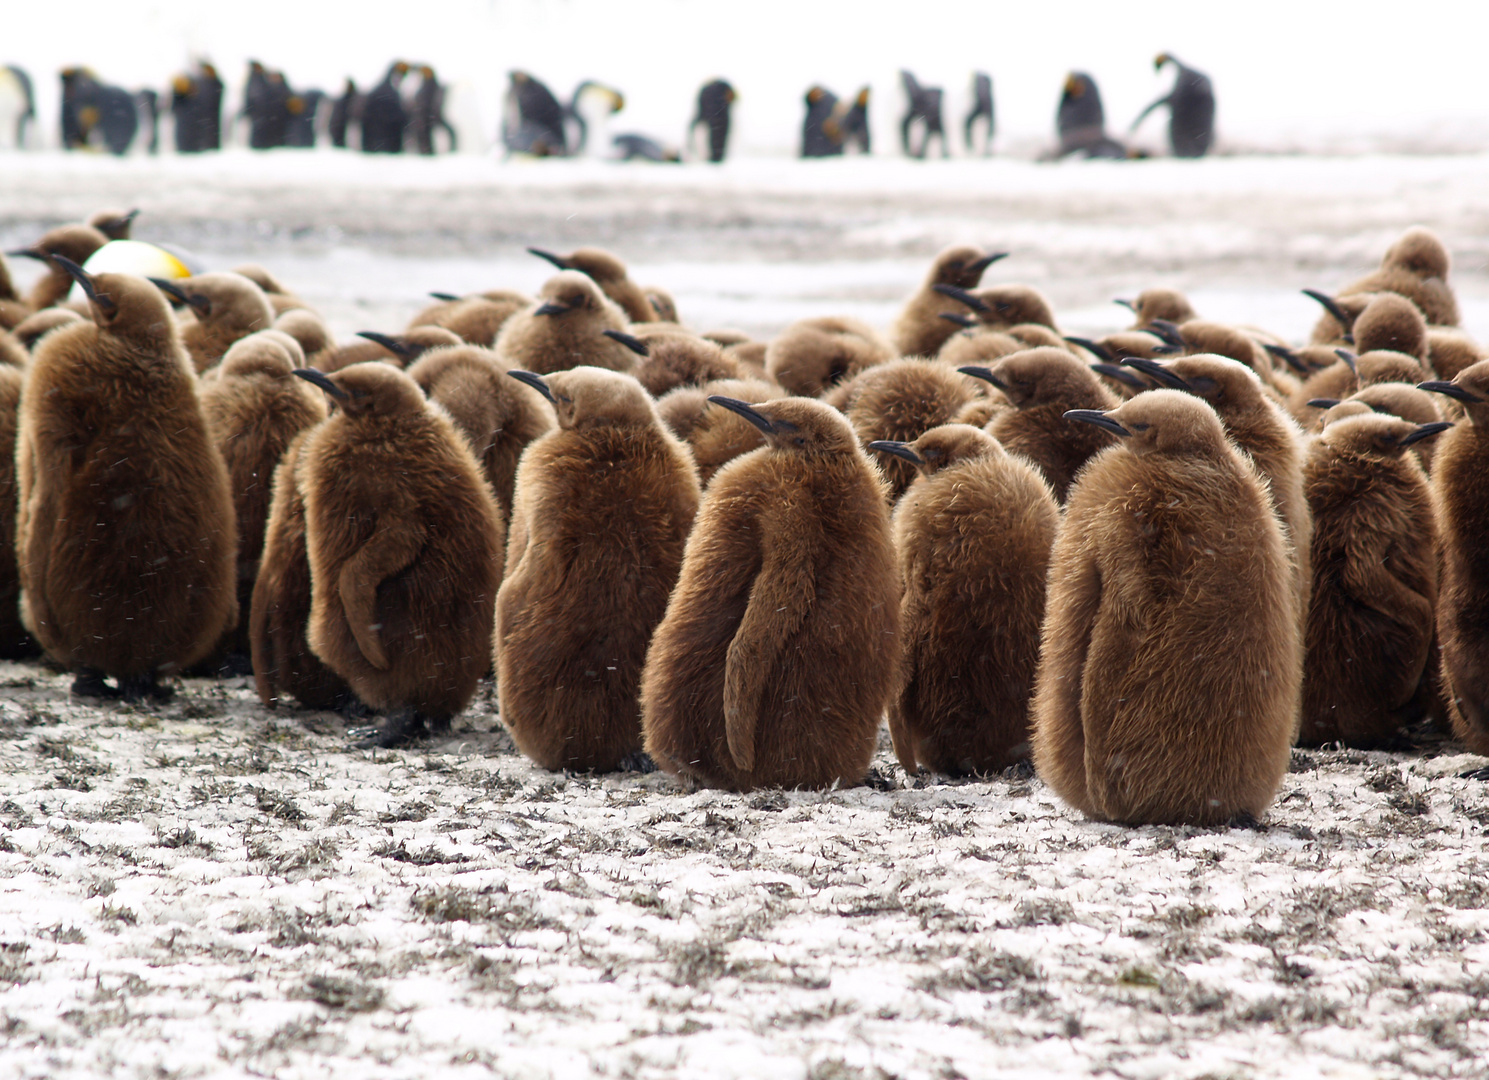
{"left": 336, "top": 517, "right": 428, "bottom": 672}
{"left": 1129, "top": 93, "right": 1171, "bottom": 133}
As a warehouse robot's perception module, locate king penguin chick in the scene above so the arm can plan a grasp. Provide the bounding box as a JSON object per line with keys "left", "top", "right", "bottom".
{"left": 871, "top": 424, "right": 1057, "bottom": 775}
{"left": 293, "top": 363, "right": 505, "bottom": 747}
{"left": 404, "top": 344, "right": 554, "bottom": 515}
{"left": 890, "top": 245, "right": 1008, "bottom": 359}
{"left": 527, "top": 247, "right": 656, "bottom": 323}
{"left": 838, "top": 358, "right": 981, "bottom": 499}
{"left": 7, "top": 224, "right": 109, "bottom": 310}
{"left": 1032, "top": 391, "right": 1299, "bottom": 825}
{"left": 199, "top": 330, "right": 328, "bottom": 659}
{"left": 1420, "top": 361, "right": 1489, "bottom": 754}
{"left": 1314, "top": 383, "right": 1445, "bottom": 472}
{"left": 408, "top": 291, "right": 529, "bottom": 347}
{"left": 765, "top": 315, "right": 896, "bottom": 398}
{"left": 0, "top": 329, "right": 26, "bottom": 369}
{"left": 0, "top": 364, "right": 36, "bottom": 657}
{"left": 88, "top": 208, "right": 139, "bottom": 241}
{"left": 16, "top": 263, "right": 237, "bottom": 699}
{"left": 496, "top": 367, "right": 700, "bottom": 772}
{"left": 11, "top": 307, "right": 85, "bottom": 352}
{"left": 494, "top": 271, "right": 635, "bottom": 375}
{"left": 273, "top": 308, "right": 334, "bottom": 368}
{"left": 1425, "top": 327, "right": 1484, "bottom": 382}
{"left": 1299, "top": 413, "right": 1448, "bottom": 747}
{"left": 155, "top": 271, "right": 276, "bottom": 373}
{"left": 618, "top": 331, "right": 744, "bottom": 397}
{"left": 1337, "top": 226, "right": 1460, "bottom": 331}
{"left": 232, "top": 263, "right": 306, "bottom": 317}
{"left": 0, "top": 254, "right": 29, "bottom": 330}
{"left": 641, "top": 396, "right": 900, "bottom": 791}
{"left": 960, "top": 347, "right": 1121, "bottom": 501}
{"left": 320, "top": 325, "right": 463, "bottom": 373}
{"left": 1116, "top": 288, "right": 1197, "bottom": 328}
{"left": 655, "top": 376, "right": 789, "bottom": 485}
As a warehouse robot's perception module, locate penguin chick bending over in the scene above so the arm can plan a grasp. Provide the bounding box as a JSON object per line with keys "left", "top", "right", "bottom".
{"left": 527, "top": 246, "right": 656, "bottom": 324}
{"left": 1032, "top": 390, "right": 1299, "bottom": 826}
{"left": 641, "top": 396, "right": 900, "bottom": 791}
{"left": 496, "top": 367, "right": 700, "bottom": 772}
{"left": 872, "top": 424, "right": 1058, "bottom": 775}
{"left": 293, "top": 362, "right": 505, "bottom": 747}
{"left": 890, "top": 245, "right": 1008, "bottom": 359}
{"left": 494, "top": 271, "right": 635, "bottom": 375}
{"left": 765, "top": 315, "right": 896, "bottom": 398}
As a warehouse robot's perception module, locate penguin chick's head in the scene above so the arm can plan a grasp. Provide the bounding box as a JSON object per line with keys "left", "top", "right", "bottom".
{"left": 1353, "top": 293, "right": 1427, "bottom": 359}
{"left": 293, "top": 362, "right": 425, "bottom": 418}
{"left": 928, "top": 245, "right": 1008, "bottom": 290}
{"left": 508, "top": 366, "right": 654, "bottom": 430}
{"left": 533, "top": 271, "right": 609, "bottom": 318}
{"left": 156, "top": 271, "right": 271, "bottom": 327}
{"left": 706, "top": 395, "right": 859, "bottom": 455}
{"left": 1383, "top": 226, "right": 1451, "bottom": 280}
{"left": 1122, "top": 353, "right": 1266, "bottom": 410}
{"left": 868, "top": 423, "right": 1000, "bottom": 477}
{"left": 961, "top": 346, "right": 1097, "bottom": 408}
{"left": 1318, "top": 412, "right": 1452, "bottom": 458}
{"left": 218, "top": 329, "right": 306, "bottom": 379}
{"left": 1420, "top": 358, "right": 1489, "bottom": 423}
{"left": 53, "top": 259, "right": 172, "bottom": 340}
{"left": 9, "top": 224, "right": 109, "bottom": 272}
{"left": 1064, "top": 389, "right": 1228, "bottom": 456}
{"left": 530, "top": 246, "right": 630, "bottom": 286}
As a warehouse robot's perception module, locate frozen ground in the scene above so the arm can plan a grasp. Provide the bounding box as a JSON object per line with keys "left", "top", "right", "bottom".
{"left": 3, "top": 153, "right": 1489, "bottom": 1078}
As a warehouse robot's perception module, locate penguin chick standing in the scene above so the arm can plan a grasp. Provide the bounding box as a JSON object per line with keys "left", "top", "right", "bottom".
{"left": 497, "top": 367, "right": 700, "bottom": 772}
{"left": 7, "top": 224, "right": 109, "bottom": 310}
{"left": 155, "top": 271, "right": 275, "bottom": 373}
{"left": 1299, "top": 413, "right": 1448, "bottom": 747}
{"left": 890, "top": 245, "right": 1007, "bottom": 359}
{"left": 641, "top": 397, "right": 900, "bottom": 791}
{"left": 294, "top": 363, "right": 505, "bottom": 747}
{"left": 494, "top": 272, "right": 635, "bottom": 375}
{"left": 1032, "top": 391, "right": 1299, "bottom": 825}
{"left": 17, "top": 264, "right": 237, "bottom": 698}
{"left": 655, "top": 376, "right": 788, "bottom": 485}
{"left": 871, "top": 424, "right": 1058, "bottom": 776}
{"left": 526, "top": 247, "right": 656, "bottom": 324}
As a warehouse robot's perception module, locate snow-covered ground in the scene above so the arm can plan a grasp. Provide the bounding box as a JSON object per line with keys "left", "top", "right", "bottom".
{"left": 4, "top": 153, "right": 1489, "bottom": 1078}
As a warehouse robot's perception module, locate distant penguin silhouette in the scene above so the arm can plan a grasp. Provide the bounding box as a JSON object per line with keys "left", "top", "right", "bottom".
{"left": 409, "top": 65, "right": 457, "bottom": 154}
{"left": 899, "top": 70, "right": 947, "bottom": 159}
{"left": 641, "top": 396, "right": 900, "bottom": 791}
{"left": 497, "top": 367, "right": 700, "bottom": 772}
{"left": 0, "top": 65, "right": 35, "bottom": 149}
{"left": 503, "top": 70, "right": 568, "bottom": 156}
{"left": 283, "top": 88, "right": 323, "bottom": 148}
{"left": 526, "top": 246, "right": 656, "bottom": 323}
{"left": 690, "top": 79, "right": 735, "bottom": 162}
{"left": 800, "top": 85, "right": 842, "bottom": 158}
{"left": 1056, "top": 72, "right": 1126, "bottom": 159}
{"left": 171, "top": 62, "right": 223, "bottom": 152}
{"left": 494, "top": 272, "right": 635, "bottom": 375}
{"left": 837, "top": 88, "right": 872, "bottom": 154}
{"left": 766, "top": 315, "right": 895, "bottom": 397}
{"left": 873, "top": 424, "right": 1057, "bottom": 775}
{"left": 328, "top": 79, "right": 360, "bottom": 148}
{"left": 1032, "top": 391, "right": 1299, "bottom": 825}
{"left": 361, "top": 62, "right": 409, "bottom": 153}
{"left": 891, "top": 245, "right": 1008, "bottom": 359}
{"left": 240, "top": 62, "right": 291, "bottom": 149}
{"left": 965, "top": 72, "right": 995, "bottom": 155}
{"left": 1131, "top": 54, "right": 1215, "bottom": 158}
{"left": 60, "top": 68, "right": 139, "bottom": 155}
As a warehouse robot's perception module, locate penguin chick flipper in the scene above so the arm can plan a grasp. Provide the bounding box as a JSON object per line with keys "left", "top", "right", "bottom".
{"left": 1341, "top": 544, "right": 1435, "bottom": 685}
{"left": 722, "top": 534, "right": 816, "bottom": 774}
{"left": 337, "top": 518, "right": 427, "bottom": 672}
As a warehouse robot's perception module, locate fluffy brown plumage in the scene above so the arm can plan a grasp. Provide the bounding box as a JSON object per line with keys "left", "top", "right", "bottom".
{"left": 8, "top": 224, "right": 109, "bottom": 311}
{"left": 319, "top": 325, "right": 462, "bottom": 373}
{"left": 627, "top": 333, "right": 743, "bottom": 397}
{"left": 17, "top": 267, "right": 237, "bottom": 698}
{"left": 1118, "top": 288, "right": 1197, "bottom": 328}
{"left": 765, "top": 316, "right": 896, "bottom": 398}
{"left": 496, "top": 367, "right": 700, "bottom": 772}
{"left": 1031, "top": 391, "right": 1298, "bottom": 825}
{"left": 1315, "top": 384, "right": 1444, "bottom": 473}
{"left": 494, "top": 272, "right": 636, "bottom": 375}
{"left": 890, "top": 245, "right": 1006, "bottom": 358}
{"left": 1289, "top": 348, "right": 1427, "bottom": 426}
{"left": 408, "top": 291, "right": 529, "bottom": 347}
{"left": 161, "top": 272, "right": 276, "bottom": 373}
{"left": 838, "top": 358, "right": 981, "bottom": 498}
{"left": 0, "top": 365, "right": 35, "bottom": 657}
{"left": 272, "top": 309, "right": 334, "bottom": 368}
{"left": 10, "top": 307, "right": 84, "bottom": 351}
{"left": 641, "top": 396, "right": 900, "bottom": 791}
{"left": 874, "top": 425, "right": 1057, "bottom": 775}
{"left": 527, "top": 247, "right": 656, "bottom": 323}
{"left": 655, "top": 376, "right": 789, "bottom": 486}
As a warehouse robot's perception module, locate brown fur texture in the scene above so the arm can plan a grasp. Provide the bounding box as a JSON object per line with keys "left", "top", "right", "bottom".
{"left": 232, "top": 264, "right": 291, "bottom": 296}
{"left": 404, "top": 344, "right": 554, "bottom": 515}
{"left": 936, "top": 326, "right": 1027, "bottom": 368}
{"left": 765, "top": 316, "right": 896, "bottom": 397}
{"left": 655, "top": 377, "right": 789, "bottom": 486}
{"left": 644, "top": 285, "right": 679, "bottom": 323}
{"left": 963, "top": 347, "right": 1121, "bottom": 502}
{"left": 1352, "top": 293, "right": 1428, "bottom": 360}
{"left": 0, "top": 329, "right": 26, "bottom": 368}
{"left": 631, "top": 334, "right": 742, "bottom": 397}
{"left": 838, "top": 358, "right": 980, "bottom": 499}
{"left": 1343, "top": 227, "right": 1459, "bottom": 329}
{"left": 273, "top": 309, "right": 334, "bottom": 367}
{"left": 881, "top": 425, "right": 1057, "bottom": 775}
{"left": 724, "top": 340, "right": 769, "bottom": 379}
{"left": 249, "top": 428, "right": 354, "bottom": 711}
{"left": 703, "top": 328, "right": 753, "bottom": 347}
{"left": 945, "top": 285, "right": 1057, "bottom": 332}
{"left": 0, "top": 366, "right": 35, "bottom": 656}
{"left": 87, "top": 208, "right": 138, "bottom": 241}
{"left": 11, "top": 308, "right": 84, "bottom": 351}
{"left": 494, "top": 272, "right": 635, "bottom": 375}
{"left": 1424, "top": 361, "right": 1489, "bottom": 754}
{"left": 891, "top": 245, "right": 1005, "bottom": 358}
{"left": 1172, "top": 319, "right": 1294, "bottom": 398}
{"left": 199, "top": 331, "right": 328, "bottom": 655}
{"left": 496, "top": 368, "right": 700, "bottom": 772}
{"left": 17, "top": 271, "right": 237, "bottom": 690}
{"left": 11, "top": 225, "right": 109, "bottom": 311}
{"left": 170, "top": 272, "right": 277, "bottom": 373}
{"left": 1031, "top": 391, "right": 1298, "bottom": 825}
{"left": 319, "top": 325, "right": 462, "bottom": 373}
{"left": 641, "top": 397, "right": 901, "bottom": 791}
{"left": 1289, "top": 350, "right": 1427, "bottom": 426}
{"left": 530, "top": 247, "right": 656, "bottom": 324}
{"left": 1299, "top": 414, "right": 1444, "bottom": 747}
{"left": 408, "top": 292, "right": 529, "bottom": 347}
{"left": 0, "top": 254, "right": 26, "bottom": 330}
{"left": 298, "top": 363, "right": 504, "bottom": 731}
{"left": 1121, "top": 288, "right": 1197, "bottom": 328}
{"left": 1318, "top": 384, "right": 1444, "bottom": 472}
{"left": 1426, "top": 327, "right": 1484, "bottom": 381}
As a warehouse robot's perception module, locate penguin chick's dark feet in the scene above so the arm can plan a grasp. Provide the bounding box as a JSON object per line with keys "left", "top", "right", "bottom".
{"left": 351, "top": 708, "right": 434, "bottom": 750}
{"left": 71, "top": 669, "right": 119, "bottom": 699}
{"left": 616, "top": 750, "right": 659, "bottom": 774}
{"left": 118, "top": 673, "right": 175, "bottom": 703}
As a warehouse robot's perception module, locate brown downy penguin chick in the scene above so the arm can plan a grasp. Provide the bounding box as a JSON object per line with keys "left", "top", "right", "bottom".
{"left": 154, "top": 272, "right": 276, "bottom": 373}
{"left": 890, "top": 245, "right": 1008, "bottom": 358}
{"left": 1289, "top": 347, "right": 1427, "bottom": 427}
{"left": 11, "top": 308, "right": 85, "bottom": 352}
{"left": 1340, "top": 226, "right": 1460, "bottom": 329}
{"left": 273, "top": 308, "right": 334, "bottom": 368}
{"left": 1314, "top": 383, "right": 1445, "bottom": 472}
{"left": 641, "top": 395, "right": 900, "bottom": 791}
{"left": 1157, "top": 318, "right": 1295, "bottom": 399}
{"left": 0, "top": 254, "right": 29, "bottom": 330}
{"left": 231, "top": 264, "right": 306, "bottom": 316}
{"left": 1116, "top": 288, "right": 1197, "bottom": 328}
{"left": 1032, "top": 391, "right": 1299, "bottom": 825}
{"left": 404, "top": 344, "right": 554, "bottom": 514}
{"left": 703, "top": 328, "right": 753, "bottom": 347}
{"left": 293, "top": 362, "right": 505, "bottom": 747}
{"left": 765, "top": 315, "right": 896, "bottom": 398}
{"left": 250, "top": 428, "right": 356, "bottom": 712}
{"left": 7, "top": 224, "right": 110, "bottom": 311}
{"left": 0, "top": 365, "right": 36, "bottom": 657}
{"left": 88, "top": 208, "right": 139, "bottom": 241}
{"left": 960, "top": 347, "right": 1121, "bottom": 502}
{"left": 839, "top": 358, "right": 980, "bottom": 499}
{"left": 655, "top": 376, "right": 789, "bottom": 486}
{"left": 936, "top": 324, "right": 1026, "bottom": 369}
{"left": 1350, "top": 292, "right": 1428, "bottom": 361}
{"left": 723, "top": 340, "right": 770, "bottom": 379}
{"left": 527, "top": 246, "right": 656, "bottom": 324}
{"left": 16, "top": 263, "right": 237, "bottom": 699}
{"left": 645, "top": 285, "right": 679, "bottom": 323}
{"left": 319, "top": 325, "right": 463, "bottom": 373}
{"left": 496, "top": 367, "right": 700, "bottom": 772}
{"left": 0, "top": 330, "right": 26, "bottom": 368}
{"left": 939, "top": 283, "right": 1057, "bottom": 333}
{"left": 1426, "top": 327, "right": 1484, "bottom": 382}
{"left": 408, "top": 293, "right": 527, "bottom": 347}
{"left": 872, "top": 425, "right": 1057, "bottom": 775}
{"left": 1299, "top": 413, "right": 1448, "bottom": 746}
{"left": 494, "top": 272, "right": 635, "bottom": 375}
{"left": 199, "top": 330, "right": 328, "bottom": 659}
{"left": 1420, "top": 362, "right": 1489, "bottom": 754}
{"left": 1303, "top": 289, "right": 1371, "bottom": 347}
{"left": 612, "top": 330, "right": 744, "bottom": 397}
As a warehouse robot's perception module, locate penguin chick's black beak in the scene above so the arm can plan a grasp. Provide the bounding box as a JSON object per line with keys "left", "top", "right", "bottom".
{"left": 1306, "top": 398, "right": 1341, "bottom": 410}
{"left": 602, "top": 329, "right": 650, "bottom": 357}
{"left": 957, "top": 365, "right": 1008, "bottom": 391}
{"left": 1064, "top": 336, "right": 1114, "bottom": 362}
{"left": 1091, "top": 362, "right": 1149, "bottom": 390}
{"left": 527, "top": 247, "right": 570, "bottom": 271}
{"left": 1063, "top": 409, "right": 1131, "bottom": 437}
{"left": 534, "top": 301, "right": 572, "bottom": 317}
{"left": 357, "top": 330, "right": 414, "bottom": 360}
{"left": 428, "top": 291, "right": 461, "bottom": 302}
{"left": 1398, "top": 421, "right": 1454, "bottom": 447}
{"left": 939, "top": 312, "right": 975, "bottom": 328}
{"left": 150, "top": 277, "right": 211, "bottom": 316}
{"left": 1334, "top": 348, "right": 1358, "bottom": 375}
{"left": 1120, "top": 355, "right": 1191, "bottom": 390}
{"left": 6, "top": 247, "right": 49, "bottom": 262}
{"left": 966, "top": 251, "right": 1010, "bottom": 275}
{"left": 932, "top": 283, "right": 989, "bottom": 312}
{"left": 292, "top": 368, "right": 350, "bottom": 400}
{"left": 866, "top": 440, "right": 924, "bottom": 464}
{"left": 707, "top": 395, "right": 775, "bottom": 434}
{"left": 508, "top": 369, "right": 557, "bottom": 403}
{"left": 1114, "top": 298, "right": 1136, "bottom": 312}
{"left": 1145, "top": 319, "right": 1186, "bottom": 349}
{"left": 50, "top": 255, "right": 115, "bottom": 316}
{"left": 1303, "top": 289, "right": 1356, "bottom": 343}
{"left": 1263, "top": 343, "right": 1311, "bottom": 375}
{"left": 1418, "top": 379, "right": 1484, "bottom": 403}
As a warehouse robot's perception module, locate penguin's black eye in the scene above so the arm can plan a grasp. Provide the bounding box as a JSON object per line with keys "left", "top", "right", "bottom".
{"left": 794, "top": 436, "right": 806, "bottom": 447}
{"left": 1132, "top": 422, "right": 1151, "bottom": 432}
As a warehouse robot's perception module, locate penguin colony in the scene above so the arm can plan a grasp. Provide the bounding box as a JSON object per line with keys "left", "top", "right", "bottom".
{"left": 14, "top": 55, "right": 1212, "bottom": 161}
{"left": 1, "top": 217, "right": 1484, "bottom": 828}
